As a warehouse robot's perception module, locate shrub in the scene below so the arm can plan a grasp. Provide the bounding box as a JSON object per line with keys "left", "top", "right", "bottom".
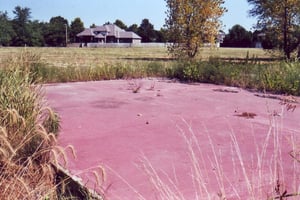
{"left": 166, "top": 59, "right": 300, "bottom": 96}
{"left": 262, "top": 62, "right": 300, "bottom": 95}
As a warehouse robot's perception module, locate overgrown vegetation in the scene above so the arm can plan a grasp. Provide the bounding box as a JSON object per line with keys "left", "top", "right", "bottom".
{"left": 0, "top": 65, "right": 59, "bottom": 198}
{"left": 0, "top": 52, "right": 101, "bottom": 199}
{"left": 167, "top": 58, "right": 300, "bottom": 95}
{"left": 3, "top": 48, "right": 298, "bottom": 96}
{"left": 0, "top": 47, "right": 300, "bottom": 199}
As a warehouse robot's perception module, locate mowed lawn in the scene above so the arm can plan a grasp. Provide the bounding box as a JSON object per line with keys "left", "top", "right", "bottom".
{"left": 0, "top": 46, "right": 270, "bottom": 68}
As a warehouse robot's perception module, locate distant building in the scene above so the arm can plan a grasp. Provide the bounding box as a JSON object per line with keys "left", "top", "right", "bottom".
{"left": 216, "top": 30, "right": 226, "bottom": 48}
{"left": 77, "top": 24, "right": 141, "bottom": 45}
{"left": 255, "top": 33, "right": 266, "bottom": 48}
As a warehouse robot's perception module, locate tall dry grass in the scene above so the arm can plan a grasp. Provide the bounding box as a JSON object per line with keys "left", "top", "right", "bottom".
{"left": 0, "top": 66, "right": 60, "bottom": 199}
{"left": 137, "top": 110, "right": 300, "bottom": 199}
{"left": 0, "top": 51, "right": 60, "bottom": 199}
{"left": 0, "top": 51, "right": 104, "bottom": 200}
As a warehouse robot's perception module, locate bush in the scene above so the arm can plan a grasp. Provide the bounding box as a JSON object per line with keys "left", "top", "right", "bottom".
{"left": 262, "top": 62, "right": 300, "bottom": 95}
{"left": 166, "top": 59, "right": 300, "bottom": 96}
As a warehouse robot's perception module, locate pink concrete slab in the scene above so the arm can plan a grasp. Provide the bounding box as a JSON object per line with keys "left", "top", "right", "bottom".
{"left": 45, "top": 79, "right": 300, "bottom": 199}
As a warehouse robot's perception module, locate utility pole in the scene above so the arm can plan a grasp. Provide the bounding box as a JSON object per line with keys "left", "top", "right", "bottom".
{"left": 65, "top": 24, "right": 68, "bottom": 47}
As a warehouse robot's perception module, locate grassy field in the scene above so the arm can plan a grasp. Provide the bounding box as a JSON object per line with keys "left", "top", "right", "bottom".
{"left": 0, "top": 47, "right": 270, "bottom": 68}
{"left": 0, "top": 47, "right": 170, "bottom": 68}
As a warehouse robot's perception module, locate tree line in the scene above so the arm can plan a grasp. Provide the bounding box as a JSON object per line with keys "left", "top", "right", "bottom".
{"left": 0, "top": 6, "right": 168, "bottom": 47}
{"left": 3, "top": 0, "right": 300, "bottom": 60}
{"left": 1, "top": 5, "right": 256, "bottom": 49}
{"left": 221, "top": 24, "right": 272, "bottom": 49}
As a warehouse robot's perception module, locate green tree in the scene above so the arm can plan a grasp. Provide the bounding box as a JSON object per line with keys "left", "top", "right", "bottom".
{"left": 127, "top": 24, "right": 139, "bottom": 33}
{"left": 222, "top": 25, "right": 253, "bottom": 48}
{"left": 28, "top": 20, "right": 45, "bottom": 46}
{"left": 248, "top": 0, "right": 300, "bottom": 59}
{"left": 165, "top": 0, "right": 226, "bottom": 58}
{"left": 155, "top": 28, "right": 168, "bottom": 43}
{"left": 114, "top": 19, "right": 127, "bottom": 30}
{"left": 45, "top": 16, "right": 68, "bottom": 47}
{"left": 70, "top": 17, "right": 84, "bottom": 43}
{"left": 11, "top": 6, "right": 32, "bottom": 46}
{"left": 138, "top": 19, "right": 156, "bottom": 42}
{"left": 0, "top": 12, "right": 15, "bottom": 46}
{"left": 90, "top": 23, "right": 96, "bottom": 28}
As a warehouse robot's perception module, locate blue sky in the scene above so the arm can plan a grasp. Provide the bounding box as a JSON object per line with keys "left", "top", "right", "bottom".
{"left": 0, "top": 0, "right": 256, "bottom": 32}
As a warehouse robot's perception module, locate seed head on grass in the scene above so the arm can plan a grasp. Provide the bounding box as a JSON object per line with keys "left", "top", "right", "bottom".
{"left": 0, "top": 54, "right": 66, "bottom": 199}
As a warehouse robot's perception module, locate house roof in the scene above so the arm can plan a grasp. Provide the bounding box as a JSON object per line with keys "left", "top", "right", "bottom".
{"left": 93, "top": 26, "right": 107, "bottom": 32}
{"left": 119, "top": 31, "right": 141, "bottom": 39}
{"left": 105, "top": 24, "right": 125, "bottom": 36}
{"left": 76, "top": 29, "right": 95, "bottom": 37}
{"left": 77, "top": 24, "right": 141, "bottom": 40}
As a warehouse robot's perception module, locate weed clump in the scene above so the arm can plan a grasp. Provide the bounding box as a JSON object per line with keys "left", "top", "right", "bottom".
{"left": 0, "top": 52, "right": 61, "bottom": 199}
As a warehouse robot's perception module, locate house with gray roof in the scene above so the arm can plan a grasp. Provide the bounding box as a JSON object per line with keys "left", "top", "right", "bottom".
{"left": 77, "top": 24, "right": 141, "bottom": 45}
